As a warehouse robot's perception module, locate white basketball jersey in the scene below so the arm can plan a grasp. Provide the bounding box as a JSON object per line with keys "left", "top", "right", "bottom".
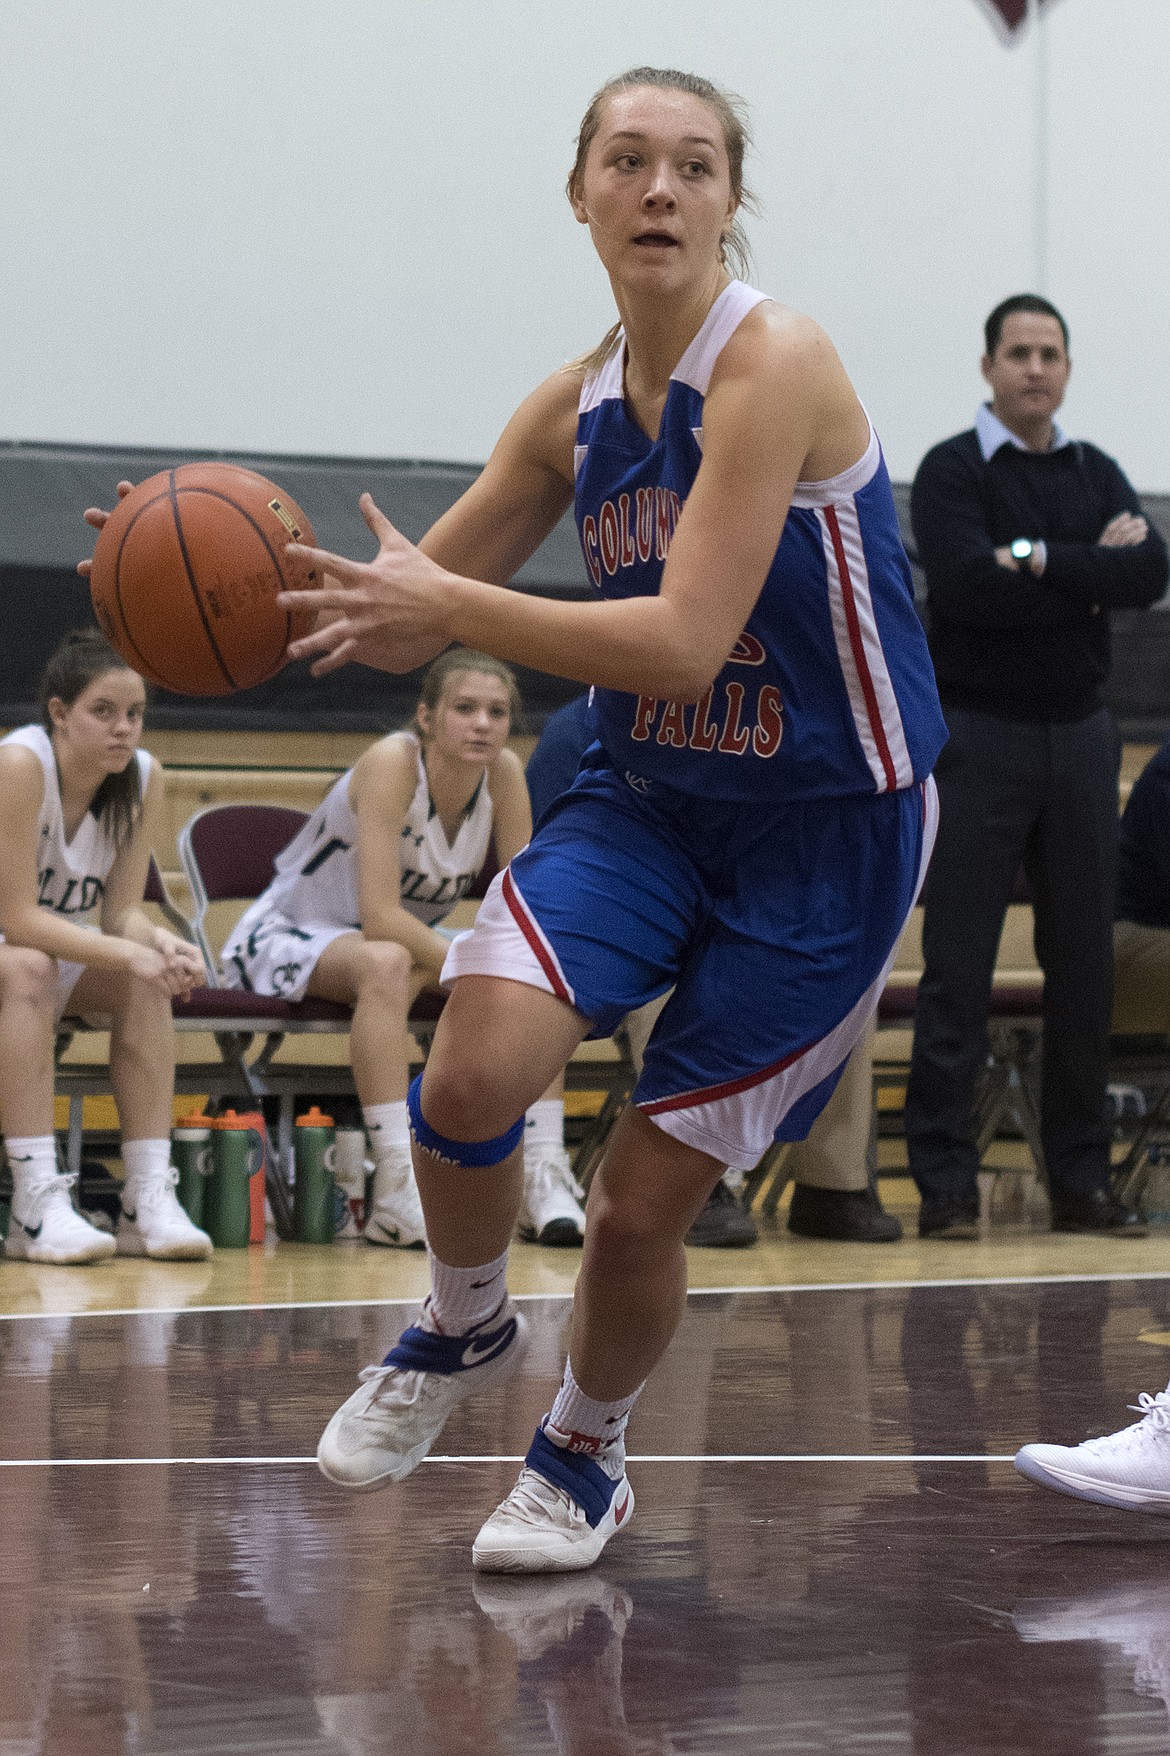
{"left": 2, "top": 725, "right": 151, "bottom": 927}
{"left": 255, "top": 732, "right": 494, "bottom": 930}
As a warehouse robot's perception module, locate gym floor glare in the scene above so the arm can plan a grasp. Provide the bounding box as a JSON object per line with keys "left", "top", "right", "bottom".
{"left": 3, "top": 1219, "right": 1170, "bottom": 1753}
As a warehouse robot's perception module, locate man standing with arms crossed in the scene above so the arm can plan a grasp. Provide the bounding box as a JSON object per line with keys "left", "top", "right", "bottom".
{"left": 906, "top": 294, "right": 1167, "bottom": 1238}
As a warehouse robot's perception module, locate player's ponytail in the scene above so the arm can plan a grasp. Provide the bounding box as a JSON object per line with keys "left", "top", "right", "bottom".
{"left": 39, "top": 627, "right": 145, "bottom": 851}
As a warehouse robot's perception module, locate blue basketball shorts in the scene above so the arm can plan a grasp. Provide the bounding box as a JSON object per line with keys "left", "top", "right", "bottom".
{"left": 443, "top": 750, "right": 937, "bottom": 1169}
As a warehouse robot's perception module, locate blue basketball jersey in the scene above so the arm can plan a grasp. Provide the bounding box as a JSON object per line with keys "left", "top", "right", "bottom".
{"left": 574, "top": 280, "right": 947, "bottom": 802}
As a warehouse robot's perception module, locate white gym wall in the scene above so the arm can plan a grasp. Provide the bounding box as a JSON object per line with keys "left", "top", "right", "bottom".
{"left": 1, "top": 0, "right": 1167, "bottom": 487}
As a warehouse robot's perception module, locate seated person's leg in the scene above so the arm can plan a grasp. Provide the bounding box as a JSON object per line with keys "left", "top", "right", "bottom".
{"left": 0, "top": 946, "right": 116, "bottom": 1264}
{"left": 307, "top": 932, "right": 428, "bottom": 1249}
{"left": 73, "top": 963, "right": 212, "bottom": 1260}
{"left": 520, "top": 1072, "right": 587, "bottom": 1247}
{"left": 1113, "top": 919, "right": 1170, "bottom": 1036}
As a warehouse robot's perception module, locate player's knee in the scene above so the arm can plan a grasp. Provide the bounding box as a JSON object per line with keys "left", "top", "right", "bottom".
{"left": 584, "top": 1183, "right": 663, "bottom": 1262}
{"left": 108, "top": 966, "right": 171, "bottom": 1025}
{"left": 360, "top": 939, "right": 413, "bottom": 1004}
{"left": 0, "top": 946, "right": 58, "bottom": 1013}
{"left": 407, "top": 1072, "right": 524, "bottom": 1167}
{"left": 416, "top": 1049, "right": 510, "bottom": 1138}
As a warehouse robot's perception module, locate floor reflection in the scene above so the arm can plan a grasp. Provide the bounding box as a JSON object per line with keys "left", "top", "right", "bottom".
{"left": 6, "top": 1282, "right": 1170, "bottom": 1750}
{"left": 1014, "top": 1568, "right": 1170, "bottom": 1744}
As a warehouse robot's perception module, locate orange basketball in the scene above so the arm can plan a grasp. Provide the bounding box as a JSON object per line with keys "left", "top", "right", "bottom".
{"left": 88, "top": 463, "right": 321, "bottom": 695}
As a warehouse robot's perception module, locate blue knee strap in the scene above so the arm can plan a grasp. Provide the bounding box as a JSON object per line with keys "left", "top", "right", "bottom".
{"left": 526, "top": 1425, "right": 620, "bottom": 1529}
{"left": 406, "top": 1073, "right": 524, "bottom": 1168}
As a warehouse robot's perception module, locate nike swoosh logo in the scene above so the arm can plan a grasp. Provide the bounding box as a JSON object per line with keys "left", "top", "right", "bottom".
{"left": 460, "top": 1318, "right": 517, "bottom": 1370}
{"left": 613, "top": 1491, "right": 631, "bottom": 1526}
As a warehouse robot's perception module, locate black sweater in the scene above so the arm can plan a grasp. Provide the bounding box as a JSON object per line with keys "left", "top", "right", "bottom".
{"left": 910, "top": 429, "right": 1168, "bottom": 722}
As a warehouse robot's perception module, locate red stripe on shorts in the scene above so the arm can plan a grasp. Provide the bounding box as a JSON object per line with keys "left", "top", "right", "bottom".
{"left": 638, "top": 1040, "right": 809, "bottom": 1116}
{"left": 502, "top": 868, "right": 572, "bottom": 1004}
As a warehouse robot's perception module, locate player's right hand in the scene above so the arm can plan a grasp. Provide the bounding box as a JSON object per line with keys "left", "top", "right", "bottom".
{"left": 123, "top": 939, "right": 196, "bottom": 997}
{"left": 77, "top": 480, "right": 135, "bottom": 578}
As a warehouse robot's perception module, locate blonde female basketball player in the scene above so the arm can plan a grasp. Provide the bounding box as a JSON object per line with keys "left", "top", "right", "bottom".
{"left": 91, "top": 68, "right": 947, "bottom": 1571}
{"left": 288, "top": 66, "right": 946, "bottom": 1573}
{"left": 0, "top": 629, "right": 211, "bottom": 1265}
{"left": 218, "top": 649, "right": 587, "bottom": 1249}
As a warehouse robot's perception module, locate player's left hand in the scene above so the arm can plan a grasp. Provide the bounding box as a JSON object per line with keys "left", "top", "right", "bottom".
{"left": 152, "top": 928, "right": 205, "bottom": 995}
{"left": 279, "top": 495, "right": 453, "bottom": 676}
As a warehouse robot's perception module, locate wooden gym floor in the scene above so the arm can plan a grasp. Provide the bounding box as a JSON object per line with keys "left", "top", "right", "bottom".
{"left": 4, "top": 1183, "right": 1170, "bottom": 1754}
{"left": 4, "top": 733, "right": 1168, "bottom": 1749}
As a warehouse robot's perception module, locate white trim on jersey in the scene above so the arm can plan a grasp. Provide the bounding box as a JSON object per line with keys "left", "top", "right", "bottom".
{"left": 816, "top": 497, "right": 915, "bottom": 794}
{"left": 579, "top": 340, "right": 624, "bottom": 415}
{"left": 672, "top": 281, "right": 769, "bottom": 396}
{"left": 790, "top": 421, "right": 881, "bottom": 509}
{"left": 640, "top": 777, "right": 938, "bottom": 1168}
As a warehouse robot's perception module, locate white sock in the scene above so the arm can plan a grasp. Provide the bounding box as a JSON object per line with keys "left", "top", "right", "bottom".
{"left": 424, "top": 1247, "right": 509, "bottom": 1335}
{"left": 525, "top": 1100, "right": 564, "bottom": 1160}
{"left": 121, "top": 1138, "right": 172, "bottom": 1191}
{"left": 363, "top": 1101, "right": 411, "bottom": 1161}
{"left": 5, "top": 1135, "right": 59, "bottom": 1193}
{"left": 545, "top": 1358, "right": 642, "bottom": 1480}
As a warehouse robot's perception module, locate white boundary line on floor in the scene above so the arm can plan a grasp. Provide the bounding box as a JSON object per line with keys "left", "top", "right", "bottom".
{"left": 2, "top": 1268, "right": 1170, "bottom": 1323}
{"left": 0, "top": 1452, "right": 1017, "bottom": 1468}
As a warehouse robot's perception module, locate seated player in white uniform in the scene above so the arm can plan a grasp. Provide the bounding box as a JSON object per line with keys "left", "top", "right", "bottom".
{"left": 220, "top": 649, "right": 588, "bottom": 1247}
{"left": 0, "top": 628, "right": 212, "bottom": 1265}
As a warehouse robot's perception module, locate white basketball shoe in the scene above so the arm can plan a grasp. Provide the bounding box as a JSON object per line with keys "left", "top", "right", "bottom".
{"left": 518, "top": 1148, "right": 586, "bottom": 1247}
{"left": 117, "top": 1166, "right": 213, "bottom": 1260}
{"left": 363, "top": 1149, "right": 427, "bottom": 1249}
{"left": 317, "top": 1297, "right": 529, "bottom": 1490}
{"left": 472, "top": 1425, "right": 634, "bottom": 1573}
{"left": 5, "top": 1168, "right": 117, "bottom": 1264}
{"left": 1015, "top": 1385, "right": 1170, "bottom": 1514}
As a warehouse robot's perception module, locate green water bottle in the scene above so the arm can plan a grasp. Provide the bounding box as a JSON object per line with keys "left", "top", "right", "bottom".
{"left": 293, "top": 1106, "right": 337, "bottom": 1244}
{"left": 332, "top": 1126, "right": 369, "bottom": 1241}
{"left": 172, "top": 1114, "right": 213, "bottom": 1228}
{"left": 205, "top": 1110, "right": 262, "bottom": 1247}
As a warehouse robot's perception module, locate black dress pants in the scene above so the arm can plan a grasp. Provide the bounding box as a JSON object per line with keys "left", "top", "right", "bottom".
{"left": 905, "top": 706, "right": 1120, "bottom": 1221}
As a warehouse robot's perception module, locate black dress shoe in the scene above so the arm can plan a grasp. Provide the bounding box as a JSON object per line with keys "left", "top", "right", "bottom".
{"left": 686, "top": 1180, "right": 759, "bottom": 1248}
{"left": 788, "top": 1182, "right": 903, "bottom": 1243}
{"left": 1049, "top": 1187, "right": 1146, "bottom": 1236}
{"left": 918, "top": 1207, "right": 981, "bottom": 1240}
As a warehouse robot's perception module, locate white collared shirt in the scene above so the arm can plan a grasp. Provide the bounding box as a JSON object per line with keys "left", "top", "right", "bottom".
{"left": 975, "top": 402, "right": 1070, "bottom": 462}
